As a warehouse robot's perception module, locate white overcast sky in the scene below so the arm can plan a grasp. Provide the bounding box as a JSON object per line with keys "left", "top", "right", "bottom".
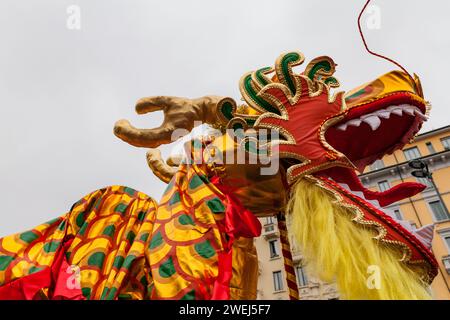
{"left": 1, "top": 0, "right": 449, "bottom": 236}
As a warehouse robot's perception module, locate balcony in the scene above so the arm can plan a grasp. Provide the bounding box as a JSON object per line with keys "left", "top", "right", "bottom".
{"left": 443, "top": 255, "right": 450, "bottom": 274}
{"left": 262, "top": 223, "right": 279, "bottom": 239}
{"left": 291, "top": 248, "right": 302, "bottom": 263}
{"left": 297, "top": 282, "right": 339, "bottom": 300}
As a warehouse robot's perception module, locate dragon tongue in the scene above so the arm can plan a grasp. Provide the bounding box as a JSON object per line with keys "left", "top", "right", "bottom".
{"left": 322, "top": 167, "right": 426, "bottom": 207}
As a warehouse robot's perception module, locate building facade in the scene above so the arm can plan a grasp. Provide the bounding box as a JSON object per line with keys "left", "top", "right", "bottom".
{"left": 255, "top": 217, "right": 339, "bottom": 300}
{"left": 255, "top": 125, "right": 450, "bottom": 300}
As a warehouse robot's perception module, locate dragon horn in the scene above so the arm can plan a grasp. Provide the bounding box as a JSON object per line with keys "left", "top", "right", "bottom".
{"left": 114, "top": 95, "right": 226, "bottom": 148}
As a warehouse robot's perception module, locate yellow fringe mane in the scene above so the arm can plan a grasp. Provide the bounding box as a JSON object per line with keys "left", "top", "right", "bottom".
{"left": 287, "top": 178, "right": 432, "bottom": 300}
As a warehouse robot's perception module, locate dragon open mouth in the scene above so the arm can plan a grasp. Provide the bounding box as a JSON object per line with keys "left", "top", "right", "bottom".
{"left": 326, "top": 92, "right": 428, "bottom": 173}
{"left": 317, "top": 77, "right": 434, "bottom": 253}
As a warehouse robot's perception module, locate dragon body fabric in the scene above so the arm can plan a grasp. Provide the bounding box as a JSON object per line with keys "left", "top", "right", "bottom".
{"left": 0, "top": 51, "right": 439, "bottom": 299}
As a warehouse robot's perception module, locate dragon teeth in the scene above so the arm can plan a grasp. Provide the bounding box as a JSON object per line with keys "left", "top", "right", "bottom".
{"left": 388, "top": 106, "right": 403, "bottom": 116}
{"left": 402, "top": 106, "right": 416, "bottom": 116}
{"left": 361, "top": 115, "right": 381, "bottom": 130}
{"left": 335, "top": 104, "right": 426, "bottom": 132}
{"left": 414, "top": 109, "right": 428, "bottom": 121}
{"left": 376, "top": 110, "right": 391, "bottom": 119}
{"left": 347, "top": 118, "right": 362, "bottom": 127}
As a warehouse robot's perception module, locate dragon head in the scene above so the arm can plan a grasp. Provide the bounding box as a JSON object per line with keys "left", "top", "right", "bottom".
{"left": 114, "top": 51, "right": 438, "bottom": 283}
{"left": 230, "top": 51, "right": 428, "bottom": 182}
{"left": 231, "top": 51, "right": 436, "bottom": 282}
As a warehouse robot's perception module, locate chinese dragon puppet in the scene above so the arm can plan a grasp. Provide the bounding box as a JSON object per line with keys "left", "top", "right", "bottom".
{"left": 0, "top": 50, "right": 438, "bottom": 300}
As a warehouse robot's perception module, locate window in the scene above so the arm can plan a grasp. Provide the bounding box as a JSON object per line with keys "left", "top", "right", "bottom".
{"left": 273, "top": 271, "right": 283, "bottom": 291}
{"left": 441, "top": 136, "right": 450, "bottom": 150}
{"left": 266, "top": 217, "right": 274, "bottom": 225}
{"left": 296, "top": 265, "right": 308, "bottom": 287}
{"left": 443, "top": 235, "right": 450, "bottom": 251}
{"left": 429, "top": 200, "right": 450, "bottom": 222}
{"left": 393, "top": 209, "right": 403, "bottom": 220}
{"left": 416, "top": 177, "right": 431, "bottom": 188}
{"left": 370, "top": 159, "right": 385, "bottom": 171}
{"left": 403, "top": 147, "right": 421, "bottom": 160}
{"left": 438, "top": 230, "right": 450, "bottom": 253}
{"left": 269, "top": 240, "right": 279, "bottom": 258}
{"left": 378, "top": 180, "right": 390, "bottom": 192}
{"left": 426, "top": 142, "right": 436, "bottom": 154}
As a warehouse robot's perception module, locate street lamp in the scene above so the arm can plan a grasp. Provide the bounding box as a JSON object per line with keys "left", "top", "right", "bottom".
{"left": 408, "top": 159, "right": 450, "bottom": 216}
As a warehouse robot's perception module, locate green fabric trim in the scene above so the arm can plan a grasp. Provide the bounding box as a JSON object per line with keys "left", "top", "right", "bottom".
{"left": 324, "top": 77, "right": 338, "bottom": 86}
{"left": 194, "top": 240, "right": 216, "bottom": 259}
{"left": 178, "top": 214, "right": 195, "bottom": 226}
{"left": 88, "top": 252, "right": 106, "bottom": 268}
{"left": 220, "top": 101, "right": 234, "bottom": 121}
{"left": 0, "top": 256, "right": 14, "bottom": 271}
{"left": 206, "top": 198, "right": 225, "bottom": 213}
{"left": 149, "top": 231, "right": 163, "bottom": 249}
{"left": 280, "top": 52, "right": 300, "bottom": 95}
{"left": 346, "top": 87, "right": 367, "bottom": 100}
{"left": 307, "top": 60, "right": 331, "bottom": 81}
{"left": 159, "top": 257, "right": 176, "bottom": 278}
{"left": 254, "top": 67, "right": 271, "bottom": 86}
{"left": 19, "top": 231, "right": 39, "bottom": 243}
{"left": 244, "top": 74, "right": 279, "bottom": 114}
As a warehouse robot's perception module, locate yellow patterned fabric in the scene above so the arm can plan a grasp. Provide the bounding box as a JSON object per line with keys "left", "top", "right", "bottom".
{"left": 147, "top": 161, "right": 258, "bottom": 300}
{"left": 0, "top": 162, "right": 258, "bottom": 300}
{"left": 148, "top": 162, "right": 226, "bottom": 299}
{"left": 0, "top": 186, "right": 156, "bottom": 299}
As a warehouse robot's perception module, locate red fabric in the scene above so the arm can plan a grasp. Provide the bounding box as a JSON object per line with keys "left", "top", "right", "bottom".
{"left": 209, "top": 176, "right": 261, "bottom": 300}
{"left": 0, "top": 239, "right": 85, "bottom": 300}
{"left": 319, "top": 176, "right": 438, "bottom": 280}
{"left": 211, "top": 250, "right": 233, "bottom": 300}
{"left": 195, "top": 272, "right": 216, "bottom": 300}
{"left": 256, "top": 83, "right": 354, "bottom": 180}
{"left": 0, "top": 267, "right": 52, "bottom": 300}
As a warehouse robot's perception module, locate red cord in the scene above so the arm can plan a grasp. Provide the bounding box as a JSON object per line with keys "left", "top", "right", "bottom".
{"left": 357, "top": 0, "right": 415, "bottom": 84}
